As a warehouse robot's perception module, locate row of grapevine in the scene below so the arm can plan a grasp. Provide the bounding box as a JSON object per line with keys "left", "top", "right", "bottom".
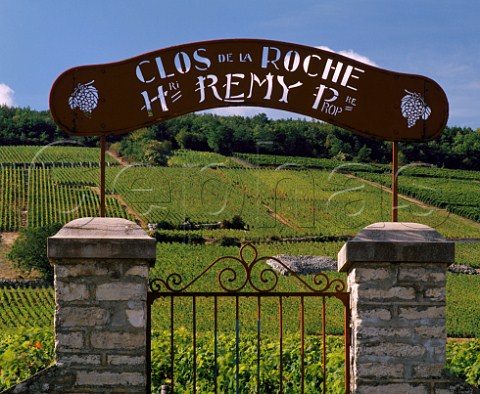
{"left": 235, "top": 152, "right": 480, "bottom": 182}
{"left": 0, "top": 145, "right": 117, "bottom": 165}
{"left": 27, "top": 168, "right": 135, "bottom": 228}
{"left": 151, "top": 241, "right": 344, "bottom": 278}
{"left": 0, "top": 147, "right": 478, "bottom": 238}
{"left": 168, "top": 149, "right": 240, "bottom": 167}
{"left": 234, "top": 152, "right": 389, "bottom": 173}
{"left": 396, "top": 164, "right": 480, "bottom": 181}
{"left": 1, "top": 325, "right": 479, "bottom": 392}
{"left": 224, "top": 168, "right": 480, "bottom": 238}
{"left": 0, "top": 287, "right": 54, "bottom": 328}
{"left": 0, "top": 168, "right": 25, "bottom": 231}
{"left": 353, "top": 171, "right": 480, "bottom": 225}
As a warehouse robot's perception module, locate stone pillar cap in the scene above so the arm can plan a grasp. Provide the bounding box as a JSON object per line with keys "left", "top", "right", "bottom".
{"left": 48, "top": 217, "right": 156, "bottom": 262}
{"left": 338, "top": 222, "right": 454, "bottom": 272}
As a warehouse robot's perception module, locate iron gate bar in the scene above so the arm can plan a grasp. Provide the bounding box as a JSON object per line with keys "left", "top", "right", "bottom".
{"left": 214, "top": 296, "right": 219, "bottom": 394}
{"left": 301, "top": 295, "right": 305, "bottom": 394}
{"left": 146, "top": 294, "right": 151, "bottom": 393}
{"left": 193, "top": 296, "right": 197, "bottom": 394}
{"left": 147, "top": 243, "right": 351, "bottom": 394}
{"left": 322, "top": 297, "right": 327, "bottom": 394}
{"left": 148, "top": 292, "right": 349, "bottom": 393}
{"left": 151, "top": 292, "right": 349, "bottom": 299}
{"left": 236, "top": 295, "right": 240, "bottom": 394}
{"left": 344, "top": 298, "right": 352, "bottom": 393}
{"left": 279, "top": 295, "right": 283, "bottom": 394}
{"left": 257, "top": 296, "right": 261, "bottom": 394}
{"left": 170, "top": 297, "right": 174, "bottom": 393}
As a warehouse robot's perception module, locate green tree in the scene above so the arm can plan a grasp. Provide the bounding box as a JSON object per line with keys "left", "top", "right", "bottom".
{"left": 8, "top": 223, "right": 63, "bottom": 282}
{"left": 355, "top": 144, "right": 372, "bottom": 162}
{"left": 144, "top": 140, "right": 172, "bottom": 165}
{"left": 207, "top": 123, "right": 235, "bottom": 155}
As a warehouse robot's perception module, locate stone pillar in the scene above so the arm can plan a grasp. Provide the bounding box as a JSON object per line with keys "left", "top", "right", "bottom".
{"left": 48, "top": 217, "right": 156, "bottom": 394}
{"left": 338, "top": 222, "right": 454, "bottom": 394}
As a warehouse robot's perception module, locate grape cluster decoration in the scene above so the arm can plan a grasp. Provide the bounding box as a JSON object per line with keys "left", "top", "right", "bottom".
{"left": 68, "top": 80, "right": 99, "bottom": 116}
{"left": 401, "top": 90, "right": 431, "bottom": 128}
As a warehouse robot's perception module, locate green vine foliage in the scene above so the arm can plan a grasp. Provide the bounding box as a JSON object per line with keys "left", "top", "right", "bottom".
{"left": 446, "top": 339, "right": 480, "bottom": 388}
{"left": 2, "top": 329, "right": 480, "bottom": 392}
{"left": 0, "top": 328, "right": 54, "bottom": 390}
{"left": 150, "top": 329, "right": 346, "bottom": 394}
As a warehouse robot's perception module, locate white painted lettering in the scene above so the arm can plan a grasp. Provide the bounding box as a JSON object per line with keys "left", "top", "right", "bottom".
{"left": 322, "top": 101, "right": 343, "bottom": 116}
{"left": 193, "top": 48, "right": 211, "bottom": 71}
{"left": 168, "top": 81, "right": 180, "bottom": 90}
{"left": 174, "top": 51, "right": 191, "bottom": 74}
{"left": 284, "top": 50, "right": 301, "bottom": 72}
{"left": 341, "top": 66, "right": 365, "bottom": 91}
{"left": 276, "top": 76, "right": 303, "bottom": 103}
{"left": 136, "top": 60, "right": 155, "bottom": 84}
{"left": 312, "top": 84, "right": 339, "bottom": 110}
{"left": 240, "top": 53, "right": 252, "bottom": 62}
{"left": 224, "top": 73, "right": 245, "bottom": 102}
{"left": 195, "top": 75, "right": 223, "bottom": 103}
{"left": 140, "top": 85, "right": 169, "bottom": 116}
{"left": 247, "top": 72, "right": 275, "bottom": 100}
{"left": 303, "top": 54, "right": 322, "bottom": 77}
{"left": 218, "top": 53, "right": 234, "bottom": 63}
{"left": 261, "top": 46, "right": 281, "bottom": 70}
{"left": 322, "top": 59, "right": 344, "bottom": 83}
{"left": 155, "top": 56, "right": 175, "bottom": 79}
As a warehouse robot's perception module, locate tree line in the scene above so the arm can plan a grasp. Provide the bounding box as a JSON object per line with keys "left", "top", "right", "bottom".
{"left": 1, "top": 105, "right": 479, "bottom": 170}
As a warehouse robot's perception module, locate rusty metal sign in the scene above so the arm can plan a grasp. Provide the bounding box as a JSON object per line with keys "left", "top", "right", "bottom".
{"left": 50, "top": 39, "right": 448, "bottom": 141}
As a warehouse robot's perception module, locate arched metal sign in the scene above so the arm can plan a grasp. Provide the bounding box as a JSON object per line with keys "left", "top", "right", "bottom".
{"left": 50, "top": 39, "right": 448, "bottom": 141}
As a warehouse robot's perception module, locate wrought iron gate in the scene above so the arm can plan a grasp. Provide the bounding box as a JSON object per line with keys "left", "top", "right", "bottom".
{"left": 147, "top": 243, "right": 350, "bottom": 393}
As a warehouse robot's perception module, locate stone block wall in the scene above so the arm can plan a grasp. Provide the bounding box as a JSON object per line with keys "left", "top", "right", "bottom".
{"left": 339, "top": 222, "right": 478, "bottom": 394}
{"left": 1, "top": 217, "right": 155, "bottom": 394}
{"left": 347, "top": 262, "right": 448, "bottom": 391}
{"left": 53, "top": 258, "right": 149, "bottom": 392}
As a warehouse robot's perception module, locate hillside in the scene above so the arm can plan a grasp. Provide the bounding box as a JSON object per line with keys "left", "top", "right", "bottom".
{"left": 1, "top": 145, "right": 479, "bottom": 266}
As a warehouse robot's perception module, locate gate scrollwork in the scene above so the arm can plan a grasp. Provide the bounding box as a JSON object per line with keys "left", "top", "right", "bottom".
{"left": 148, "top": 243, "right": 346, "bottom": 295}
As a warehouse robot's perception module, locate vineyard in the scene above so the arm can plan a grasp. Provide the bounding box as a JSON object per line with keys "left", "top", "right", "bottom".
{"left": 237, "top": 152, "right": 480, "bottom": 226}
{"left": 350, "top": 171, "right": 480, "bottom": 223}
{"left": 1, "top": 145, "right": 480, "bottom": 391}
{"left": 1, "top": 146, "right": 480, "bottom": 239}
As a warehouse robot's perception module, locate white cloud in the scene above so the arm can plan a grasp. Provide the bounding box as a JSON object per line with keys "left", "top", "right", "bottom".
{"left": 0, "top": 83, "right": 15, "bottom": 107}
{"left": 316, "top": 46, "right": 378, "bottom": 67}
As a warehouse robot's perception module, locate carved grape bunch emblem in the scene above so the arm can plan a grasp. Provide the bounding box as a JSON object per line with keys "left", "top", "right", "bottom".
{"left": 401, "top": 90, "right": 431, "bottom": 128}
{"left": 68, "top": 80, "right": 99, "bottom": 115}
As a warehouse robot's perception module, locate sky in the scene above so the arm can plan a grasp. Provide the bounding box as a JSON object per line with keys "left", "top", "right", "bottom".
{"left": 0, "top": 0, "right": 479, "bottom": 129}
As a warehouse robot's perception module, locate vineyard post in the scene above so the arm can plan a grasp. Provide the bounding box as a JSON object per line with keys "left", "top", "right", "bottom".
{"left": 392, "top": 141, "right": 398, "bottom": 222}
{"left": 100, "top": 136, "right": 106, "bottom": 217}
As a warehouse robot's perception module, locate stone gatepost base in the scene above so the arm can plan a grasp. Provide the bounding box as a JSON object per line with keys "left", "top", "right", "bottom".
{"left": 338, "top": 222, "right": 454, "bottom": 394}
{"left": 48, "top": 217, "right": 156, "bottom": 394}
